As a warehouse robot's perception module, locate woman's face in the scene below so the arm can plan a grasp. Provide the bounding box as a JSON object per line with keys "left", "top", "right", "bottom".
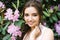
{"left": 24, "top": 7, "right": 40, "bottom": 28}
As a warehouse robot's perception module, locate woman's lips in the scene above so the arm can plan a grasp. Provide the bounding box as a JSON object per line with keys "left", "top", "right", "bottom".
{"left": 28, "top": 22, "right": 33, "bottom": 25}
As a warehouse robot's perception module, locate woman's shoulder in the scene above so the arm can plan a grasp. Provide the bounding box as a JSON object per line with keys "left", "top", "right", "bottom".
{"left": 41, "top": 25, "right": 54, "bottom": 40}
{"left": 40, "top": 24, "right": 54, "bottom": 34}
{"left": 44, "top": 26, "right": 54, "bottom": 35}
{"left": 41, "top": 25, "right": 54, "bottom": 35}
{"left": 45, "top": 28, "right": 54, "bottom": 36}
{"left": 38, "top": 24, "right": 54, "bottom": 40}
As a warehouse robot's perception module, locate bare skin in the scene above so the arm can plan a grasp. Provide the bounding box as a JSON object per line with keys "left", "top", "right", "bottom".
{"left": 23, "top": 6, "right": 54, "bottom": 40}
{"left": 23, "top": 26, "right": 40, "bottom": 40}
{"left": 23, "top": 25, "right": 54, "bottom": 40}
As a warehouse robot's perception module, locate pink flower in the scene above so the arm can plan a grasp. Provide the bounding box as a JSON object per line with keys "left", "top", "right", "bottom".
{"left": 4, "top": 8, "right": 19, "bottom": 22}
{"left": 5, "top": 13, "right": 13, "bottom": 20}
{"left": 7, "top": 23, "right": 20, "bottom": 34}
{"left": 6, "top": 8, "right": 13, "bottom": 14}
{"left": 13, "top": 9, "right": 19, "bottom": 22}
{"left": 0, "top": 1, "right": 3, "bottom": 7}
{"left": 14, "top": 9, "right": 19, "bottom": 14}
{"left": 12, "top": 31, "right": 22, "bottom": 37}
{"left": 17, "top": 31, "right": 22, "bottom": 37}
{"left": 2, "top": 4, "right": 5, "bottom": 8}
{"left": 50, "top": 6, "right": 54, "bottom": 10}
{"left": 0, "top": 1, "right": 5, "bottom": 8}
{"left": 54, "top": 22, "right": 60, "bottom": 35}
{"left": 4, "top": 8, "right": 13, "bottom": 20}
{"left": 4, "top": 8, "right": 13, "bottom": 16}
{"left": 58, "top": 4, "right": 60, "bottom": 11}
{"left": 11, "top": 36, "right": 16, "bottom": 40}
{"left": 7, "top": 23, "right": 22, "bottom": 37}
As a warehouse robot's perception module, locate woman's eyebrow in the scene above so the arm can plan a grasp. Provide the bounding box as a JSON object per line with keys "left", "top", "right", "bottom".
{"left": 32, "top": 13, "right": 38, "bottom": 14}
{"left": 24, "top": 13, "right": 29, "bottom": 14}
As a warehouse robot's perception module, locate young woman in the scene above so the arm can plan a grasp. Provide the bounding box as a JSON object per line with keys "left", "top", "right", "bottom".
{"left": 21, "top": 0, "right": 54, "bottom": 40}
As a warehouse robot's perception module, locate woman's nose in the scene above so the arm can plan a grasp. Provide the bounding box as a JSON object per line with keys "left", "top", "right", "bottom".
{"left": 28, "top": 16, "right": 32, "bottom": 21}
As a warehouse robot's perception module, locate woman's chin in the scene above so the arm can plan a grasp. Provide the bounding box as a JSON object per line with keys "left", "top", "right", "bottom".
{"left": 28, "top": 24, "right": 35, "bottom": 28}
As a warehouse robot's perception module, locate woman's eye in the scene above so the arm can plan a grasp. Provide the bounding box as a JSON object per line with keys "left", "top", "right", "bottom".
{"left": 24, "top": 14, "right": 29, "bottom": 16}
{"left": 33, "top": 14, "right": 38, "bottom": 16}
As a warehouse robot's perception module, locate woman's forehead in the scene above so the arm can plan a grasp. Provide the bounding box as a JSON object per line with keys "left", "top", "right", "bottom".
{"left": 24, "top": 7, "right": 38, "bottom": 14}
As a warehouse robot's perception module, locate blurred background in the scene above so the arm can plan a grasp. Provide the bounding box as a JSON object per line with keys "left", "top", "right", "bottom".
{"left": 0, "top": 0, "right": 60, "bottom": 40}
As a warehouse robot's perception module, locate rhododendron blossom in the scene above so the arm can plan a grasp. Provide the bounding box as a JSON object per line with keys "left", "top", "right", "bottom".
{"left": 4, "top": 8, "right": 19, "bottom": 22}
{"left": 7, "top": 23, "right": 22, "bottom": 37}
{"left": 6, "top": 8, "right": 13, "bottom": 14}
{"left": 54, "top": 21, "right": 60, "bottom": 35}
{"left": 4, "top": 8, "right": 13, "bottom": 20}
{"left": 13, "top": 9, "right": 19, "bottom": 22}
{"left": 58, "top": 4, "right": 60, "bottom": 11}
{"left": 0, "top": 1, "right": 5, "bottom": 8}
{"left": 11, "top": 36, "right": 16, "bottom": 40}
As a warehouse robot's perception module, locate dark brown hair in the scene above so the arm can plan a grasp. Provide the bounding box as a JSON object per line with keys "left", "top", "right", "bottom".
{"left": 22, "top": 0, "right": 43, "bottom": 17}
{"left": 21, "top": 0, "right": 43, "bottom": 40}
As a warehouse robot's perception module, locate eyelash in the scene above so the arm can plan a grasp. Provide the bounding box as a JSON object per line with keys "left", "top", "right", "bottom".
{"left": 24, "top": 14, "right": 38, "bottom": 17}
{"left": 24, "top": 14, "right": 29, "bottom": 16}
{"left": 33, "top": 14, "right": 37, "bottom": 16}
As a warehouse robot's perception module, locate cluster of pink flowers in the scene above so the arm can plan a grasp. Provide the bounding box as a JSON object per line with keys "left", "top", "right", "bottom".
{"left": 54, "top": 21, "right": 60, "bottom": 35}
{"left": 5, "top": 8, "right": 22, "bottom": 40}
{"left": 4, "top": 8, "right": 19, "bottom": 22}
{"left": 50, "top": 4, "right": 60, "bottom": 11}
{"left": 7, "top": 23, "right": 22, "bottom": 40}
{"left": 0, "top": 1, "right": 5, "bottom": 8}
{"left": 58, "top": 4, "right": 60, "bottom": 11}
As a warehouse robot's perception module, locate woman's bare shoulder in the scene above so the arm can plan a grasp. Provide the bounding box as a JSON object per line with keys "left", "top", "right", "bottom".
{"left": 42, "top": 27, "right": 54, "bottom": 40}
{"left": 38, "top": 23, "right": 54, "bottom": 40}
{"left": 36, "top": 26, "right": 54, "bottom": 40}
{"left": 41, "top": 24, "right": 54, "bottom": 35}
{"left": 45, "top": 27, "right": 54, "bottom": 35}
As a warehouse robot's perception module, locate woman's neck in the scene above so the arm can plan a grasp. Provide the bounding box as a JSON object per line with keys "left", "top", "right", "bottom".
{"left": 31, "top": 27, "right": 35, "bottom": 31}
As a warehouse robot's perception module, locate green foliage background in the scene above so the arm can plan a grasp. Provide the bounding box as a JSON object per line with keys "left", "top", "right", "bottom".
{"left": 0, "top": 0, "right": 60, "bottom": 40}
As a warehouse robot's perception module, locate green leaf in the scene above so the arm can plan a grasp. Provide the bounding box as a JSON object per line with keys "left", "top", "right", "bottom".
{"left": 49, "top": 17, "right": 53, "bottom": 23}
{"left": 17, "top": 0, "right": 19, "bottom": 9}
{"left": 2, "top": 22, "right": 10, "bottom": 35}
{"left": 8, "top": 37, "right": 11, "bottom": 40}
{"left": 45, "top": 0, "right": 49, "bottom": 2}
{"left": 54, "top": 6, "right": 58, "bottom": 11}
{"left": 3, "top": 34, "right": 11, "bottom": 40}
{"left": 42, "top": 4, "right": 45, "bottom": 9}
{"left": 0, "top": 9, "right": 5, "bottom": 13}
{"left": 0, "top": 16, "right": 2, "bottom": 22}
{"left": 48, "top": 9, "right": 53, "bottom": 13}
{"left": 0, "top": 16, "right": 4, "bottom": 26}
{"left": 0, "top": 26, "right": 3, "bottom": 32}
{"left": 0, "top": 27, "right": 2, "bottom": 32}
{"left": 43, "top": 11, "right": 50, "bottom": 17}
{"left": 54, "top": 33, "right": 58, "bottom": 37}
{"left": 57, "top": 12, "right": 60, "bottom": 17}
{"left": 12, "top": 2, "right": 17, "bottom": 9}
{"left": 52, "top": 14, "right": 58, "bottom": 22}
{"left": 53, "top": 0, "right": 56, "bottom": 1}
{"left": 42, "top": 15, "right": 46, "bottom": 19}
{"left": 15, "top": 20, "right": 25, "bottom": 27}
{"left": 0, "top": 37, "right": 2, "bottom": 40}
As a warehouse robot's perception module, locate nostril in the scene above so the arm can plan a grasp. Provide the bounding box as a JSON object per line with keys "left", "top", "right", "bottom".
{"left": 28, "top": 18, "right": 32, "bottom": 22}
